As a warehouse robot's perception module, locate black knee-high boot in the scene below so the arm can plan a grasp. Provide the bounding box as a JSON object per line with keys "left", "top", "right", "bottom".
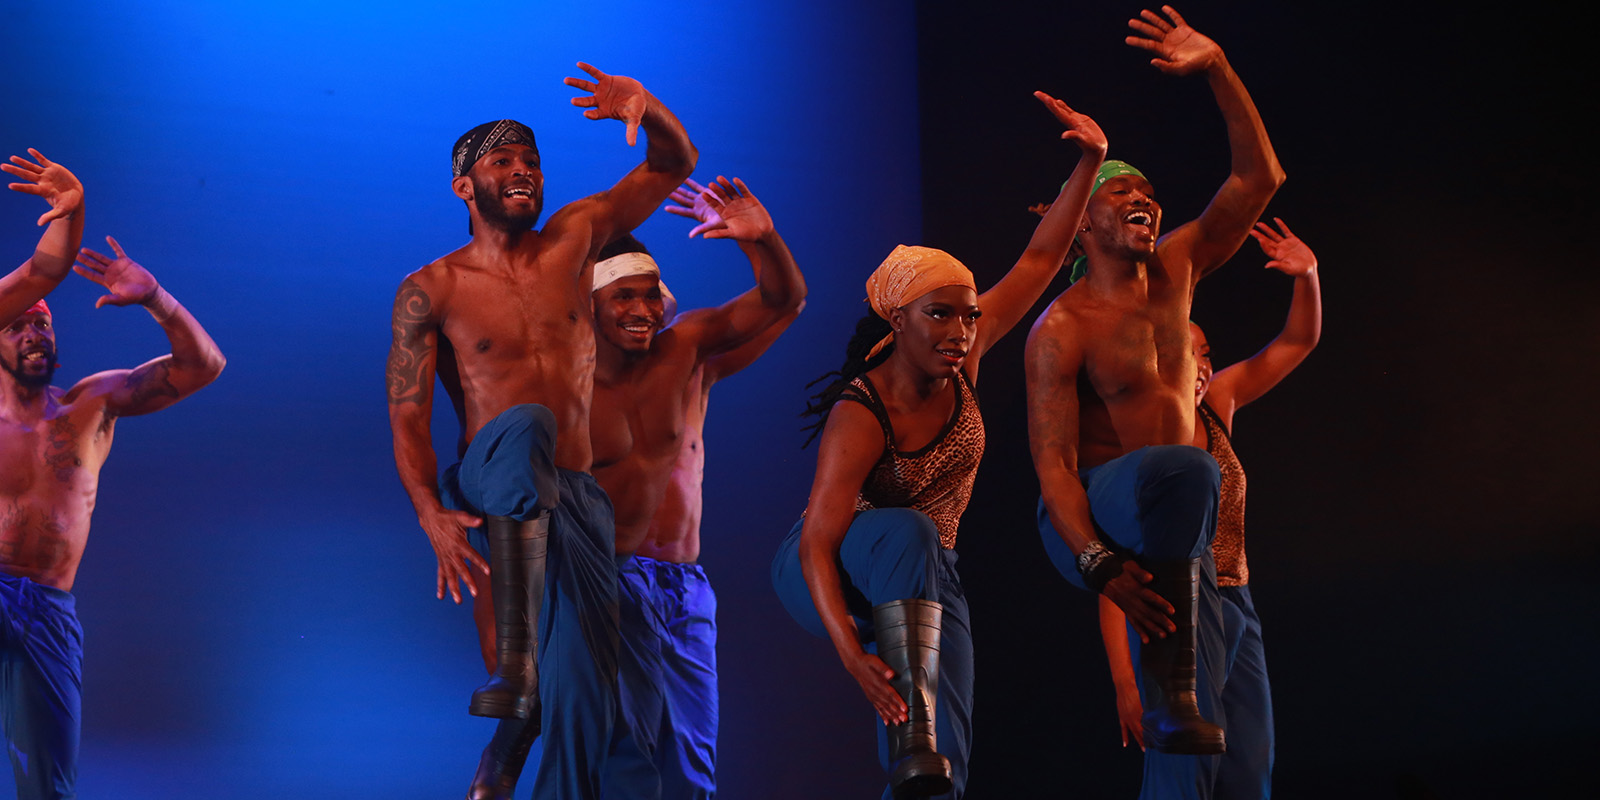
{"left": 1139, "top": 558, "right": 1225, "bottom": 755}
{"left": 470, "top": 514, "right": 549, "bottom": 720}
{"left": 466, "top": 717, "right": 539, "bottom": 800}
{"left": 873, "top": 599, "right": 953, "bottom": 799}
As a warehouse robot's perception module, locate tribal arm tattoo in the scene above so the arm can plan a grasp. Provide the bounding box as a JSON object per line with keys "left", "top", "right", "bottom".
{"left": 387, "top": 277, "right": 446, "bottom": 514}
{"left": 387, "top": 278, "right": 437, "bottom": 406}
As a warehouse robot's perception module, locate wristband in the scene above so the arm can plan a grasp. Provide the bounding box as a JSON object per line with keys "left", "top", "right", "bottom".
{"left": 146, "top": 288, "right": 177, "bottom": 323}
{"left": 1076, "top": 540, "right": 1128, "bottom": 593}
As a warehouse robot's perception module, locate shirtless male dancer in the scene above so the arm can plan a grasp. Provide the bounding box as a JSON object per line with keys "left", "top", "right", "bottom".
{"left": 460, "top": 177, "right": 804, "bottom": 800}
{"left": 1026, "top": 6, "right": 1283, "bottom": 797}
{"left": 385, "top": 64, "right": 694, "bottom": 800}
{"left": 0, "top": 150, "right": 225, "bottom": 800}
{"left": 593, "top": 177, "right": 804, "bottom": 798}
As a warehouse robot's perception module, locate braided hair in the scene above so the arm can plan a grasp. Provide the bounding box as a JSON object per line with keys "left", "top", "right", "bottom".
{"left": 800, "top": 310, "right": 895, "bottom": 447}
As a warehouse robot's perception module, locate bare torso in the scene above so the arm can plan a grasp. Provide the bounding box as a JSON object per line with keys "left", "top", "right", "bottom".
{"left": 0, "top": 388, "right": 117, "bottom": 591}
{"left": 1064, "top": 257, "right": 1197, "bottom": 468}
{"left": 411, "top": 234, "right": 598, "bottom": 470}
{"left": 590, "top": 331, "right": 701, "bottom": 556}
{"left": 634, "top": 362, "right": 710, "bottom": 563}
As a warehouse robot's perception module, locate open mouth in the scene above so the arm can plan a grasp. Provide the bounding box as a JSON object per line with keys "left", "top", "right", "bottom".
{"left": 619, "top": 320, "right": 658, "bottom": 339}
{"left": 1124, "top": 210, "right": 1153, "bottom": 227}
{"left": 503, "top": 186, "right": 536, "bottom": 200}
{"left": 20, "top": 349, "right": 49, "bottom": 368}
{"left": 936, "top": 347, "right": 967, "bottom": 365}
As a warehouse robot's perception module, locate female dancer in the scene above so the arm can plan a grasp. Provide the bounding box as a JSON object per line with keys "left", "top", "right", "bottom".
{"left": 770, "top": 92, "right": 1105, "bottom": 799}
{"left": 1099, "top": 218, "right": 1320, "bottom": 799}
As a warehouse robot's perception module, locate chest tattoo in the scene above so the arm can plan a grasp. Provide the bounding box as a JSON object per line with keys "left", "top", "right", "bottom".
{"left": 44, "top": 416, "right": 81, "bottom": 483}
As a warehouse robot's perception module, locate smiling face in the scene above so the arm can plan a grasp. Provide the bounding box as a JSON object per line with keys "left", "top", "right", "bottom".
{"left": 592, "top": 274, "right": 665, "bottom": 356}
{"left": 455, "top": 143, "right": 544, "bottom": 232}
{"left": 888, "top": 284, "right": 981, "bottom": 379}
{"left": 0, "top": 311, "right": 57, "bottom": 389}
{"left": 1082, "top": 174, "right": 1162, "bottom": 259}
{"left": 1191, "top": 321, "right": 1212, "bottom": 404}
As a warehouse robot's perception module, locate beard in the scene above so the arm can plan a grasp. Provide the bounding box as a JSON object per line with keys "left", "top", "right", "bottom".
{"left": 1, "top": 345, "right": 56, "bottom": 389}
{"left": 473, "top": 178, "right": 543, "bottom": 232}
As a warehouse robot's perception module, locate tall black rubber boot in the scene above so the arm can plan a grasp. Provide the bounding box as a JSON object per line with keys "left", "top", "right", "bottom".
{"left": 469, "top": 513, "right": 549, "bottom": 720}
{"left": 1139, "top": 558, "right": 1226, "bottom": 755}
{"left": 873, "top": 599, "right": 953, "bottom": 799}
{"left": 465, "top": 718, "right": 539, "bottom": 800}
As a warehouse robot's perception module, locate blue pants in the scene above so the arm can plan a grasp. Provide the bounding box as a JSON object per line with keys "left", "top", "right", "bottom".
{"left": 771, "top": 509, "right": 974, "bottom": 800}
{"left": 1037, "top": 445, "right": 1226, "bottom": 800}
{"left": 0, "top": 574, "right": 81, "bottom": 800}
{"left": 616, "top": 556, "right": 719, "bottom": 799}
{"left": 441, "top": 404, "right": 630, "bottom": 800}
{"left": 1214, "top": 585, "right": 1273, "bottom": 800}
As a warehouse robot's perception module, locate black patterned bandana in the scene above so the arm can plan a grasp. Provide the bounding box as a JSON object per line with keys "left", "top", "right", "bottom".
{"left": 452, "top": 120, "right": 538, "bottom": 178}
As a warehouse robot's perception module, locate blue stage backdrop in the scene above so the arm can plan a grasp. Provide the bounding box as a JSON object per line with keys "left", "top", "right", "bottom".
{"left": 2, "top": 1, "right": 918, "bottom": 797}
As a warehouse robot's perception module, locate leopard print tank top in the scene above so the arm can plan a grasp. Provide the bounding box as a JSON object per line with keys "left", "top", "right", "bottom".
{"left": 839, "top": 372, "right": 985, "bottom": 549}
{"left": 1199, "top": 401, "right": 1248, "bottom": 586}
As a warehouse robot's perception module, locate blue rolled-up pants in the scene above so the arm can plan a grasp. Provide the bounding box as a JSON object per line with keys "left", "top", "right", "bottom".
{"left": 441, "top": 403, "right": 636, "bottom": 800}
{"left": 1037, "top": 445, "right": 1227, "bottom": 800}
{"left": 0, "top": 574, "right": 81, "bottom": 800}
{"left": 771, "top": 509, "right": 974, "bottom": 800}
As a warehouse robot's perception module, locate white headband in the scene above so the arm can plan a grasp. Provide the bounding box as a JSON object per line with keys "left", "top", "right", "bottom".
{"left": 593, "top": 251, "right": 660, "bottom": 292}
{"left": 594, "top": 251, "right": 677, "bottom": 325}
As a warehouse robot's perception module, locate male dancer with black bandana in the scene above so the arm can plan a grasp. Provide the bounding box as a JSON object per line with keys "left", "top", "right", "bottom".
{"left": 0, "top": 150, "right": 226, "bottom": 800}
{"left": 1026, "top": 7, "right": 1283, "bottom": 799}
{"left": 385, "top": 63, "right": 695, "bottom": 800}
{"left": 590, "top": 177, "right": 803, "bottom": 798}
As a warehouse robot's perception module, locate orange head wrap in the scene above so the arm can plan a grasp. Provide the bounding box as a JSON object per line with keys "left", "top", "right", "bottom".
{"left": 864, "top": 245, "right": 977, "bottom": 360}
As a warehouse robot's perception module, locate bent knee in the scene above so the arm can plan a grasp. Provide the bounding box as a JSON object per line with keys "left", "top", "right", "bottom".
{"left": 863, "top": 508, "right": 942, "bottom": 556}
{"left": 1143, "top": 445, "right": 1220, "bottom": 492}
{"left": 501, "top": 403, "right": 558, "bottom": 437}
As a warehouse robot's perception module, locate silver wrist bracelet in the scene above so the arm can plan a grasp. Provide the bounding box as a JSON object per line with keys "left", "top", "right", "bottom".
{"left": 1076, "top": 540, "right": 1115, "bottom": 577}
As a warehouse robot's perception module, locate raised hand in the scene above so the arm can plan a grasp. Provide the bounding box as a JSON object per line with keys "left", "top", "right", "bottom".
{"left": 1125, "top": 5, "right": 1222, "bottom": 76}
{"left": 564, "top": 62, "right": 648, "bottom": 146}
{"left": 1034, "top": 92, "right": 1109, "bottom": 156}
{"left": 1250, "top": 217, "right": 1317, "bottom": 277}
{"left": 418, "top": 504, "right": 489, "bottom": 604}
{"left": 664, "top": 177, "right": 725, "bottom": 237}
{"left": 694, "top": 177, "right": 772, "bottom": 242}
{"left": 1102, "top": 560, "right": 1176, "bottom": 643}
{"left": 843, "top": 648, "right": 909, "bottom": 726}
{"left": 74, "top": 236, "right": 159, "bottom": 308}
{"left": 3, "top": 149, "right": 83, "bottom": 226}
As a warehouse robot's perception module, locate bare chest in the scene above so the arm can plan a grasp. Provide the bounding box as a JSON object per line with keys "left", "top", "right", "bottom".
{"left": 0, "top": 410, "right": 112, "bottom": 499}
{"left": 590, "top": 362, "right": 693, "bottom": 471}
{"left": 441, "top": 274, "right": 592, "bottom": 366}
{"left": 1081, "top": 306, "right": 1193, "bottom": 403}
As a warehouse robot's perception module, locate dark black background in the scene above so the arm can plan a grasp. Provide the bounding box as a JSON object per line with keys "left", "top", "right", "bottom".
{"left": 911, "top": 2, "right": 1599, "bottom": 797}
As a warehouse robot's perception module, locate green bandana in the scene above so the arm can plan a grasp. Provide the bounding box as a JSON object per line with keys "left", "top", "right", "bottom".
{"left": 1068, "top": 160, "right": 1146, "bottom": 284}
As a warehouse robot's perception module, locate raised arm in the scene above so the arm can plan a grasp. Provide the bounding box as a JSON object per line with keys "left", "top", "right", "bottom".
{"left": 70, "top": 237, "right": 224, "bottom": 417}
{"left": 663, "top": 177, "right": 806, "bottom": 361}
{"left": 563, "top": 63, "right": 698, "bottom": 251}
{"left": 0, "top": 149, "right": 84, "bottom": 323}
{"left": 386, "top": 273, "right": 487, "bottom": 604}
{"left": 1127, "top": 6, "right": 1285, "bottom": 280}
{"left": 971, "top": 94, "right": 1107, "bottom": 362}
{"left": 798, "top": 401, "right": 906, "bottom": 726}
{"left": 1207, "top": 218, "right": 1321, "bottom": 420}
{"left": 1025, "top": 307, "right": 1174, "bottom": 641}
